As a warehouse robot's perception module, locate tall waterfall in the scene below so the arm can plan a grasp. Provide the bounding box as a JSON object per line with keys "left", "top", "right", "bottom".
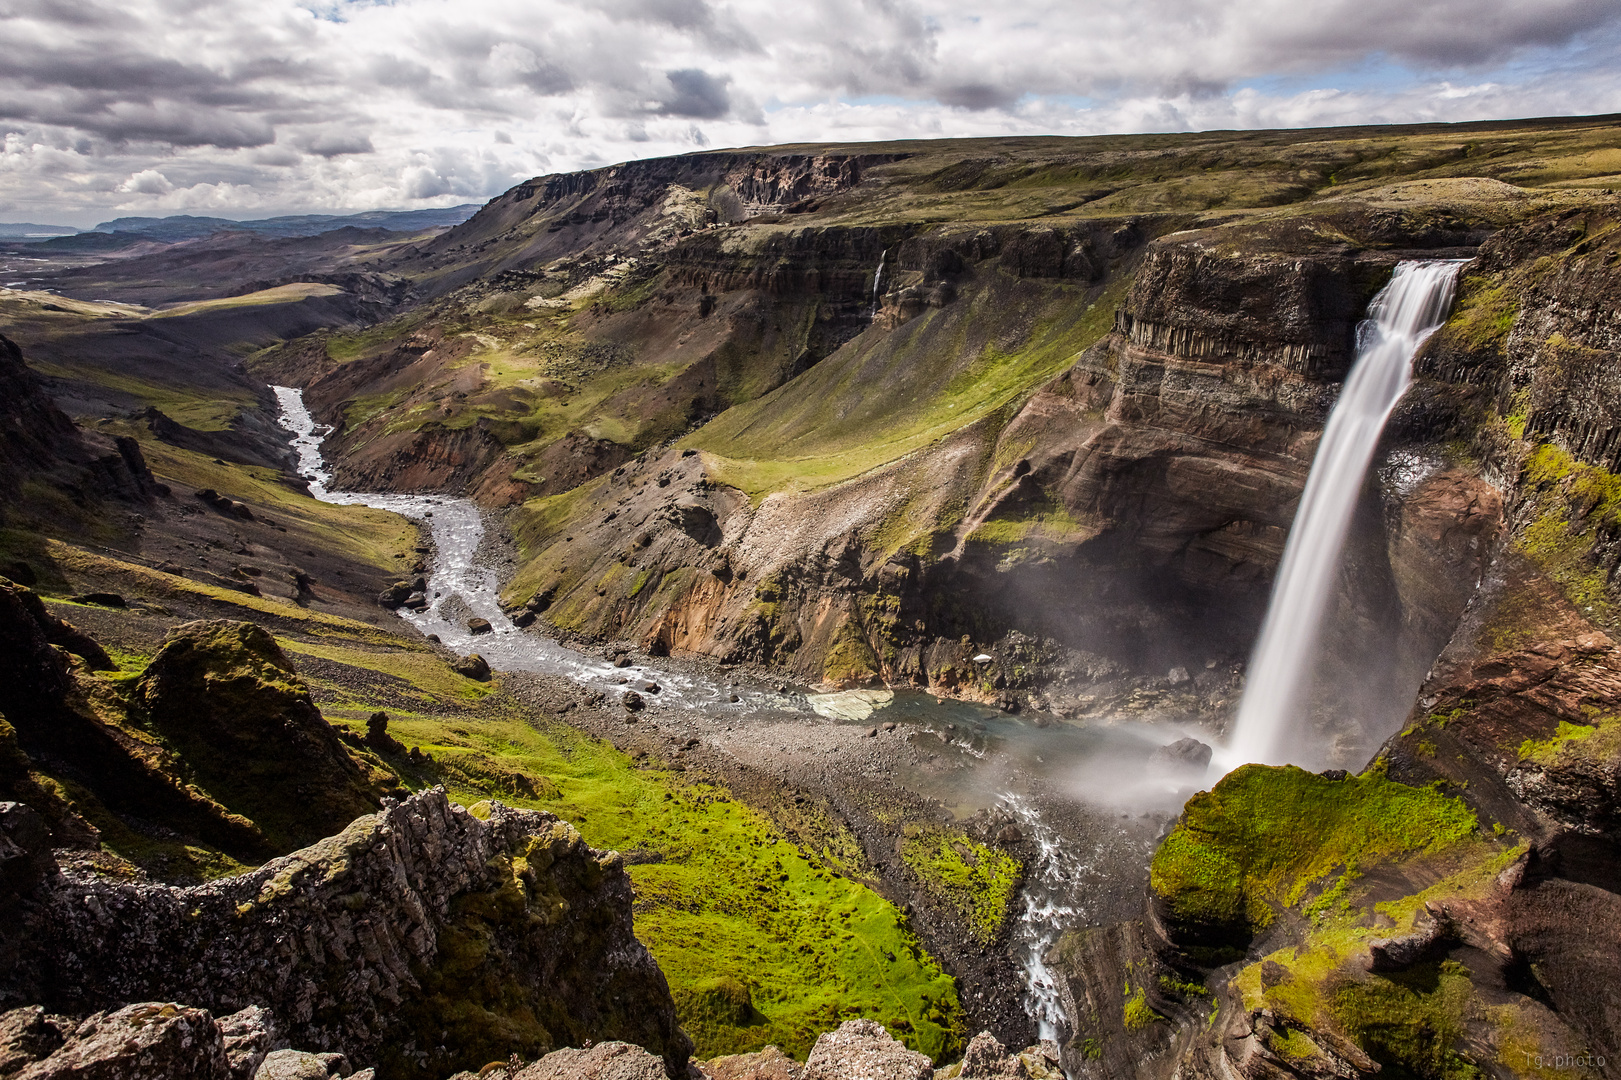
{"left": 1224, "top": 260, "right": 1465, "bottom": 768}
{"left": 870, "top": 248, "right": 887, "bottom": 315}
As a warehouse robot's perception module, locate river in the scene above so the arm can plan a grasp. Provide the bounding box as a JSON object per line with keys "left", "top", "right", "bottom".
{"left": 273, "top": 384, "right": 1176, "bottom": 1043}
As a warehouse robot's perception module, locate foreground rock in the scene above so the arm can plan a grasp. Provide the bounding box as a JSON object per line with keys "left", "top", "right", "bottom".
{"left": 802, "top": 1020, "right": 933, "bottom": 1080}
{"left": 135, "top": 620, "right": 389, "bottom": 850}
{"left": 0, "top": 1000, "right": 375, "bottom": 1080}
{"left": 2, "top": 790, "right": 691, "bottom": 1079}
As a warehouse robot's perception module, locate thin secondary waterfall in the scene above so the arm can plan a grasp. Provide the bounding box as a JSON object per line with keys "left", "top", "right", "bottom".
{"left": 870, "top": 248, "right": 887, "bottom": 314}
{"left": 1224, "top": 260, "right": 1464, "bottom": 768}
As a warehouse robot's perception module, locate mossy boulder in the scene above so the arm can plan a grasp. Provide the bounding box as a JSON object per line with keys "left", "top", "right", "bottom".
{"left": 1149, "top": 765, "right": 1479, "bottom": 956}
{"left": 136, "top": 620, "right": 385, "bottom": 851}
{"left": 0, "top": 585, "right": 265, "bottom": 864}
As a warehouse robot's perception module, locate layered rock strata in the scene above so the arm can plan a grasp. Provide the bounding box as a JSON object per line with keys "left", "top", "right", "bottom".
{"left": 3, "top": 790, "right": 690, "bottom": 1080}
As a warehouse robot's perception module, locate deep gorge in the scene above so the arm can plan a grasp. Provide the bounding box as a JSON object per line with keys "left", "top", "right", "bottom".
{"left": 2, "top": 117, "right": 1620, "bottom": 1080}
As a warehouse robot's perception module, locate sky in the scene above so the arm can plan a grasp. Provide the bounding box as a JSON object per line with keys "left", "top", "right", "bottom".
{"left": 2, "top": 0, "right": 1619, "bottom": 227}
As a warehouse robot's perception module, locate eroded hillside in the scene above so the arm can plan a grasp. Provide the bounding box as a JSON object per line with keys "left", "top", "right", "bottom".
{"left": 6, "top": 114, "right": 1621, "bottom": 1080}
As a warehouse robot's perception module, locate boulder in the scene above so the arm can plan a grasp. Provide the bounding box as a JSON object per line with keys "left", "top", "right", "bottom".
{"left": 452, "top": 653, "right": 491, "bottom": 680}
{"left": 135, "top": 620, "right": 382, "bottom": 850}
{"left": 0, "top": 1006, "right": 72, "bottom": 1075}
{"left": 377, "top": 583, "right": 412, "bottom": 610}
{"left": 801, "top": 1019, "right": 932, "bottom": 1080}
{"left": 468, "top": 618, "right": 493, "bottom": 635}
{"left": 622, "top": 690, "right": 645, "bottom": 712}
{"left": 217, "top": 1005, "right": 278, "bottom": 1080}
{"left": 1147, "top": 737, "right": 1211, "bottom": 775}
{"left": 950, "top": 1031, "right": 1029, "bottom": 1079}
{"left": 514, "top": 1041, "right": 666, "bottom": 1080}
{"left": 667, "top": 498, "right": 721, "bottom": 545}
{"left": 9, "top": 1002, "right": 230, "bottom": 1080}
{"left": 698, "top": 1045, "right": 801, "bottom": 1079}
{"left": 253, "top": 1049, "right": 349, "bottom": 1079}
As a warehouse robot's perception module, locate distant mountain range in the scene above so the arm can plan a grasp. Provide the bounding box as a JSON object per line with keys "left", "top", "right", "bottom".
{"left": 0, "top": 223, "right": 79, "bottom": 239}
{"left": 0, "top": 205, "right": 482, "bottom": 245}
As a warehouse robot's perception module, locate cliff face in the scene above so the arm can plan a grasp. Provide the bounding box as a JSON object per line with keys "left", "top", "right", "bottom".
{"left": 0, "top": 333, "right": 159, "bottom": 532}
{"left": 1040, "top": 204, "right": 1621, "bottom": 1080}
{"left": 4, "top": 789, "right": 691, "bottom": 1080}
{"left": 1093, "top": 558, "right": 1621, "bottom": 1080}
{"left": 492, "top": 222, "right": 1497, "bottom": 762}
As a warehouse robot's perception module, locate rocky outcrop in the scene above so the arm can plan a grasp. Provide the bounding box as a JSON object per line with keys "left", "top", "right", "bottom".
{"left": 512, "top": 1041, "right": 666, "bottom": 1080}
{"left": 1, "top": 1002, "right": 231, "bottom": 1080}
{"left": 0, "top": 1000, "right": 372, "bottom": 1080}
{"left": 0, "top": 584, "right": 269, "bottom": 865}
{"left": 0, "top": 333, "right": 159, "bottom": 525}
{"left": 3, "top": 789, "right": 691, "bottom": 1080}
{"left": 800, "top": 1019, "right": 934, "bottom": 1080}
{"left": 134, "top": 619, "right": 389, "bottom": 850}
{"left": 144, "top": 407, "right": 292, "bottom": 471}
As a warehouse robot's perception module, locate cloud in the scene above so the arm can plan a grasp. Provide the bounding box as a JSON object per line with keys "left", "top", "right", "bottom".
{"left": 300, "top": 129, "right": 376, "bottom": 157}
{"left": 0, "top": 0, "right": 1618, "bottom": 224}
{"left": 117, "top": 167, "right": 172, "bottom": 194}
{"left": 657, "top": 68, "right": 731, "bottom": 118}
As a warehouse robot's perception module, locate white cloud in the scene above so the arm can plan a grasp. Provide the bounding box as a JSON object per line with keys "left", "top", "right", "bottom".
{"left": 117, "top": 167, "right": 173, "bottom": 194}
{"left": 0, "top": 0, "right": 1618, "bottom": 225}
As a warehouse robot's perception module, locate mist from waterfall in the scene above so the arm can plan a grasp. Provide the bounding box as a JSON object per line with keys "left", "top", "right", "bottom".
{"left": 1223, "top": 260, "right": 1465, "bottom": 769}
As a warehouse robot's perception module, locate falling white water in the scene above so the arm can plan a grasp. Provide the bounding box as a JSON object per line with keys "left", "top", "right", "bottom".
{"left": 1223, "top": 260, "right": 1465, "bottom": 769}
{"left": 869, "top": 248, "right": 887, "bottom": 315}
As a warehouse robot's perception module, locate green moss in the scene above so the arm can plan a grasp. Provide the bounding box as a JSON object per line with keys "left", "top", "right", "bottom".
{"left": 1444, "top": 277, "right": 1518, "bottom": 354}
{"left": 967, "top": 494, "right": 1086, "bottom": 546}
{"left": 1518, "top": 720, "right": 1598, "bottom": 763}
{"left": 1514, "top": 442, "right": 1621, "bottom": 624}
{"left": 1122, "top": 985, "right": 1162, "bottom": 1032}
{"left": 822, "top": 615, "right": 881, "bottom": 686}
{"left": 900, "top": 830, "right": 1021, "bottom": 946}
{"left": 1158, "top": 973, "right": 1210, "bottom": 1000}
{"left": 1150, "top": 765, "right": 1479, "bottom": 946}
{"left": 330, "top": 702, "right": 964, "bottom": 1062}
{"left": 1270, "top": 1028, "right": 1320, "bottom": 1062}
{"left": 1331, "top": 961, "right": 1481, "bottom": 1080}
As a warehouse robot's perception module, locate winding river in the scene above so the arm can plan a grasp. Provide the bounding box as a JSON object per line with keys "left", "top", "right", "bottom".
{"left": 273, "top": 384, "right": 1169, "bottom": 1042}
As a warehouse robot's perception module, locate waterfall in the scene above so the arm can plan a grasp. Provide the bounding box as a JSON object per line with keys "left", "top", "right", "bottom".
{"left": 1223, "top": 260, "right": 1465, "bottom": 769}
{"left": 870, "top": 248, "right": 887, "bottom": 315}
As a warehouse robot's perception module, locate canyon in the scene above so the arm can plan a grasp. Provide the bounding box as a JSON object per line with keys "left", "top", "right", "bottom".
{"left": 1, "top": 114, "right": 1620, "bottom": 1079}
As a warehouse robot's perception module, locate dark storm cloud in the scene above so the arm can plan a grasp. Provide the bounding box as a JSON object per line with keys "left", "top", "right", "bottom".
{"left": 656, "top": 68, "right": 731, "bottom": 118}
